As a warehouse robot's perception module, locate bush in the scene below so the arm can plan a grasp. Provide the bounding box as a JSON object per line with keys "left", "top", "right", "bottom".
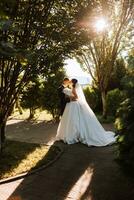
{"left": 115, "top": 97, "right": 134, "bottom": 171}
{"left": 107, "top": 58, "right": 126, "bottom": 90}
{"left": 115, "top": 72, "right": 134, "bottom": 174}
{"left": 106, "top": 88, "right": 126, "bottom": 117}
{"left": 21, "top": 78, "right": 42, "bottom": 119}
{"left": 83, "top": 86, "right": 102, "bottom": 112}
{"left": 41, "top": 69, "right": 65, "bottom": 120}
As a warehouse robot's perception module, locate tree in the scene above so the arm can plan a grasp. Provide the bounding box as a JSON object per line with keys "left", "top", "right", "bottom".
{"left": 76, "top": 0, "right": 134, "bottom": 118}
{"left": 0, "top": 0, "right": 95, "bottom": 151}
{"left": 0, "top": 0, "right": 56, "bottom": 151}
{"left": 115, "top": 70, "right": 134, "bottom": 172}
{"left": 41, "top": 69, "right": 65, "bottom": 120}
{"left": 21, "top": 77, "right": 42, "bottom": 119}
{"left": 107, "top": 58, "right": 127, "bottom": 90}
{"left": 127, "top": 48, "right": 134, "bottom": 71}
{"left": 114, "top": 49, "right": 134, "bottom": 172}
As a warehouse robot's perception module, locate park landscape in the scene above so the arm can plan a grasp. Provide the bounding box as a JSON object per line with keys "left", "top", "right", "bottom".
{"left": 0, "top": 0, "right": 134, "bottom": 200}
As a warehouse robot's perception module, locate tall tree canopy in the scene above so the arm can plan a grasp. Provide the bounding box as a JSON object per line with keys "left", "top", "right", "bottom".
{"left": 0, "top": 0, "right": 96, "bottom": 151}
{"left": 75, "top": 0, "right": 134, "bottom": 117}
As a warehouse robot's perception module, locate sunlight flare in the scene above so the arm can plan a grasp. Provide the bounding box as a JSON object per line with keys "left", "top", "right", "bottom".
{"left": 95, "top": 17, "right": 107, "bottom": 32}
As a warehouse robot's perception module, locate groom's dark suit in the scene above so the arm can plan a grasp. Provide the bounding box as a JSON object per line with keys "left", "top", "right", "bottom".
{"left": 58, "top": 85, "right": 70, "bottom": 116}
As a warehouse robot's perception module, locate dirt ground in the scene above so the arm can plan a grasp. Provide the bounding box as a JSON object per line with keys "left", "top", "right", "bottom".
{"left": 6, "top": 119, "right": 115, "bottom": 145}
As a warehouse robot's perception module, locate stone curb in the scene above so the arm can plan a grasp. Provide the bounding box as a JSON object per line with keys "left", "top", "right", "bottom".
{"left": 0, "top": 144, "right": 64, "bottom": 185}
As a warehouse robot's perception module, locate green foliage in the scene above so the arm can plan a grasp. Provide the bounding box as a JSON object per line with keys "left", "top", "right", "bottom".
{"left": 107, "top": 58, "right": 127, "bottom": 90}
{"left": 121, "top": 75, "right": 134, "bottom": 96}
{"left": 115, "top": 98, "right": 130, "bottom": 132}
{"left": 21, "top": 77, "right": 42, "bottom": 119}
{"left": 0, "top": 0, "right": 95, "bottom": 117}
{"left": 97, "top": 114, "right": 115, "bottom": 124}
{"left": 20, "top": 67, "right": 66, "bottom": 119}
{"left": 41, "top": 69, "right": 65, "bottom": 119}
{"left": 106, "top": 88, "right": 126, "bottom": 117}
{"left": 127, "top": 49, "right": 134, "bottom": 70}
{"left": 115, "top": 67, "right": 134, "bottom": 173}
{"left": 115, "top": 97, "right": 134, "bottom": 171}
{"left": 83, "top": 86, "right": 102, "bottom": 112}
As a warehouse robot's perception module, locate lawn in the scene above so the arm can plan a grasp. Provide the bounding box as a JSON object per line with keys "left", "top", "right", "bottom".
{"left": 0, "top": 140, "right": 61, "bottom": 180}
{"left": 9, "top": 109, "right": 53, "bottom": 121}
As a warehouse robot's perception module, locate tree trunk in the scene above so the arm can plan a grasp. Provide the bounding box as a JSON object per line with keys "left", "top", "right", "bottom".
{"left": 0, "top": 121, "right": 6, "bottom": 153}
{"left": 101, "top": 90, "right": 107, "bottom": 119}
{"left": 29, "top": 108, "right": 35, "bottom": 119}
{"left": 16, "top": 99, "right": 23, "bottom": 115}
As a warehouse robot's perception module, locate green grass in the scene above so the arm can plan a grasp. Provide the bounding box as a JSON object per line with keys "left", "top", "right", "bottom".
{"left": 0, "top": 140, "right": 60, "bottom": 179}
{"left": 9, "top": 109, "right": 53, "bottom": 121}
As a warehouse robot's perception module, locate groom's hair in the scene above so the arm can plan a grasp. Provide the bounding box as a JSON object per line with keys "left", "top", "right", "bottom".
{"left": 63, "top": 77, "right": 69, "bottom": 82}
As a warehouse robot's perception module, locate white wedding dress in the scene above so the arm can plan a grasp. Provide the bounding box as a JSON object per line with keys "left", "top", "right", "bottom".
{"left": 56, "top": 83, "right": 116, "bottom": 146}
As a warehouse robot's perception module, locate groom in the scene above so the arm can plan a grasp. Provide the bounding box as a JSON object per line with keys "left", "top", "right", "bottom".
{"left": 58, "top": 77, "right": 76, "bottom": 116}
{"left": 58, "top": 77, "right": 70, "bottom": 116}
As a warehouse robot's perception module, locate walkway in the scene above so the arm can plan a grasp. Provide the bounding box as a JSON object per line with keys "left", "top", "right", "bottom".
{"left": 6, "top": 119, "right": 114, "bottom": 144}
{"left": 6, "top": 119, "right": 58, "bottom": 145}
{"left": 0, "top": 142, "right": 134, "bottom": 200}
{"left": 0, "top": 120, "right": 133, "bottom": 200}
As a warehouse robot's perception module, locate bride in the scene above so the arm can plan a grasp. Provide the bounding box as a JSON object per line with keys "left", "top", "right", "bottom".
{"left": 56, "top": 79, "right": 116, "bottom": 146}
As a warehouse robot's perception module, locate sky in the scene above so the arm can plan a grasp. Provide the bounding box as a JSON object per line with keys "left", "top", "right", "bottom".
{"left": 64, "top": 58, "right": 92, "bottom": 85}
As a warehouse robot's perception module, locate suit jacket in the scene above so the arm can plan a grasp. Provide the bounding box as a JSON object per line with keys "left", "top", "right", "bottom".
{"left": 58, "top": 85, "right": 70, "bottom": 116}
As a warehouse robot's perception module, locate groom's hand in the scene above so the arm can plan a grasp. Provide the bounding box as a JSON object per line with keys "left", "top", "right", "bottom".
{"left": 70, "top": 96, "right": 77, "bottom": 101}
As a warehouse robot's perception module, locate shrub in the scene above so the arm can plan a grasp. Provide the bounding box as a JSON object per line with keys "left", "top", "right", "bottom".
{"left": 21, "top": 78, "right": 42, "bottom": 119}
{"left": 106, "top": 88, "right": 126, "bottom": 117}
{"left": 83, "top": 86, "right": 102, "bottom": 112}
{"left": 115, "top": 97, "right": 134, "bottom": 171}
{"left": 115, "top": 72, "right": 134, "bottom": 174}
{"left": 41, "top": 70, "right": 65, "bottom": 120}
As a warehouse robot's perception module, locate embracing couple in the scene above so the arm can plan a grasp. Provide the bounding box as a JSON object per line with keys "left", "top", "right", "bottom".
{"left": 56, "top": 77, "right": 116, "bottom": 147}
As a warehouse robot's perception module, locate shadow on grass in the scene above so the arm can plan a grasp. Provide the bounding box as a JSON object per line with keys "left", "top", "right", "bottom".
{"left": 7, "top": 143, "right": 134, "bottom": 200}
{"left": 0, "top": 140, "right": 60, "bottom": 181}
{"left": 0, "top": 140, "right": 41, "bottom": 180}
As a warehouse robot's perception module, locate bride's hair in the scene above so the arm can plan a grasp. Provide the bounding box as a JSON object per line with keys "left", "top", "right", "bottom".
{"left": 72, "top": 79, "right": 78, "bottom": 88}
